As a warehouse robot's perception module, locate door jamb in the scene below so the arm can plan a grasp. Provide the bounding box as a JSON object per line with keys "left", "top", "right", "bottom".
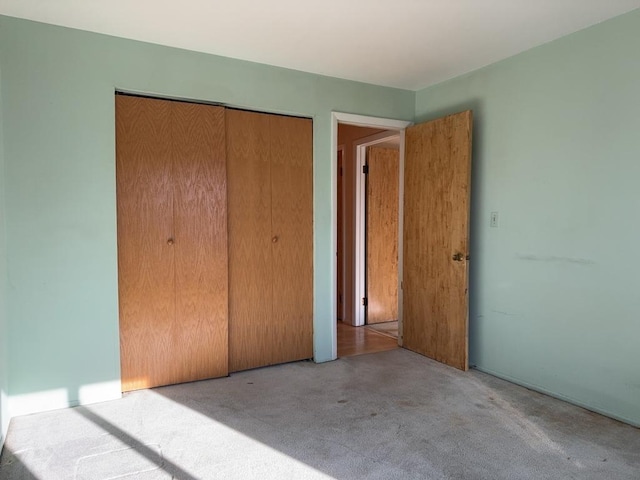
{"left": 331, "top": 112, "right": 412, "bottom": 359}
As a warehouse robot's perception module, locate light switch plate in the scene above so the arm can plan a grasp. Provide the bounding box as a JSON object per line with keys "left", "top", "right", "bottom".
{"left": 490, "top": 211, "right": 499, "bottom": 228}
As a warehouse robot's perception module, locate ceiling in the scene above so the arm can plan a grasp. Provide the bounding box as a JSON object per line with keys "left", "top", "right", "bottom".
{"left": 2, "top": 1, "right": 639, "bottom": 90}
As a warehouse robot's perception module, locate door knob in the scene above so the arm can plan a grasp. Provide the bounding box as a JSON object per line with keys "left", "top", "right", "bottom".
{"left": 272, "top": 236, "right": 278, "bottom": 243}
{"left": 452, "top": 252, "right": 464, "bottom": 261}
{"left": 167, "top": 238, "right": 174, "bottom": 246}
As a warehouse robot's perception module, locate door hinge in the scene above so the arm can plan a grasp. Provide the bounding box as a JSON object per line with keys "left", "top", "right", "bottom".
{"left": 362, "top": 164, "right": 369, "bottom": 174}
{"left": 362, "top": 297, "right": 368, "bottom": 306}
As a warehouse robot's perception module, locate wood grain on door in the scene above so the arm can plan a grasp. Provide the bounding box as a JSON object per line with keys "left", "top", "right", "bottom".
{"left": 117, "top": 95, "right": 229, "bottom": 391}
{"left": 227, "top": 109, "right": 313, "bottom": 372}
{"left": 402, "top": 111, "right": 472, "bottom": 371}
{"left": 367, "top": 146, "right": 399, "bottom": 325}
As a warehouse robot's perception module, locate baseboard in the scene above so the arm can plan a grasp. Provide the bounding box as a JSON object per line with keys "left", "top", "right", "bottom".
{"left": 473, "top": 366, "right": 640, "bottom": 428}
{"left": 1, "top": 389, "right": 9, "bottom": 454}
{"left": 7, "top": 381, "right": 122, "bottom": 420}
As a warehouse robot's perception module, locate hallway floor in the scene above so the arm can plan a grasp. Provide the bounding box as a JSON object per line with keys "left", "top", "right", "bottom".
{"left": 365, "top": 320, "right": 399, "bottom": 339}
{"left": 337, "top": 320, "right": 398, "bottom": 357}
{"left": 1, "top": 349, "right": 639, "bottom": 479}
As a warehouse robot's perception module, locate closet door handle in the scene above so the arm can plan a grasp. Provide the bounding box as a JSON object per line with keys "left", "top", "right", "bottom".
{"left": 167, "top": 238, "right": 175, "bottom": 246}
{"left": 272, "top": 236, "right": 278, "bottom": 243}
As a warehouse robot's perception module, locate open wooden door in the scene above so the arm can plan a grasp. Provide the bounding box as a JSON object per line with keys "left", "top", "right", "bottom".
{"left": 366, "top": 146, "right": 399, "bottom": 324}
{"left": 402, "top": 111, "right": 472, "bottom": 371}
{"left": 337, "top": 148, "right": 344, "bottom": 320}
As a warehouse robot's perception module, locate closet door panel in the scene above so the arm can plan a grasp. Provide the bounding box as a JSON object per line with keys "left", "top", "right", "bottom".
{"left": 173, "top": 102, "right": 229, "bottom": 382}
{"left": 116, "top": 95, "right": 175, "bottom": 392}
{"left": 227, "top": 109, "right": 274, "bottom": 372}
{"left": 270, "top": 115, "right": 314, "bottom": 363}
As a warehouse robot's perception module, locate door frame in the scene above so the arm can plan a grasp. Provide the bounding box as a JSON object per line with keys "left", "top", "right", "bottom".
{"left": 354, "top": 131, "right": 401, "bottom": 328}
{"left": 331, "top": 113, "right": 412, "bottom": 358}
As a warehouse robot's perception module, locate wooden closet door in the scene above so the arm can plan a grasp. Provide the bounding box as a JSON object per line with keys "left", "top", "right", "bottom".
{"left": 117, "top": 96, "right": 229, "bottom": 391}
{"left": 366, "top": 146, "right": 399, "bottom": 324}
{"left": 227, "top": 110, "right": 313, "bottom": 372}
{"left": 172, "top": 102, "right": 229, "bottom": 382}
{"left": 227, "top": 109, "right": 274, "bottom": 372}
{"left": 270, "top": 114, "right": 313, "bottom": 365}
{"left": 117, "top": 95, "right": 176, "bottom": 391}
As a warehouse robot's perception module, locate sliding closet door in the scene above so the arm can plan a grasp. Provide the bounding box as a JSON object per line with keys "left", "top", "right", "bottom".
{"left": 226, "top": 110, "right": 273, "bottom": 372}
{"left": 270, "top": 114, "right": 313, "bottom": 365}
{"left": 227, "top": 109, "right": 313, "bottom": 372}
{"left": 172, "top": 102, "right": 229, "bottom": 382}
{"left": 117, "top": 96, "right": 175, "bottom": 391}
{"left": 117, "top": 95, "right": 228, "bottom": 391}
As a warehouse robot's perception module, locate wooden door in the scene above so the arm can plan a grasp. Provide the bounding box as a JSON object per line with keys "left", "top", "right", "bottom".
{"left": 402, "top": 111, "right": 472, "bottom": 371}
{"left": 227, "top": 110, "right": 274, "bottom": 372}
{"left": 227, "top": 109, "right": 313, "bottom": 372}
{"left": 336, "top": 148, "right": 344, "bottom": 320}
{"left": 116, "top": 95, "right": 228, "bottom": 391}
{"left": 116, "top": 96, "right": 174, "bottom": 391}
{"left": 366, "top": 146, "right": 399, "bottom": 324}
{"left": 270, "top": 114, "right": 313, "bottom": 366}
{"left": 172, "top": 101, "right": 229, "bottom": 384}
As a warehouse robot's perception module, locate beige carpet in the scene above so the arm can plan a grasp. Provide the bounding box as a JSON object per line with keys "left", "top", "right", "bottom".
{"left": 2, "top": 348, "right": 639, "bottom": 479}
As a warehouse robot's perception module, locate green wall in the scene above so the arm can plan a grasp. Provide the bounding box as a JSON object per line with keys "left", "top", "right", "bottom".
{"left": 415, "top": 9, "right": 640, "bottom": 426}
{"left": 0, "top": 15, "right": 414, "bottom": 417}
{"left": 2, "top": 7, "right": 639, "bottom": 432}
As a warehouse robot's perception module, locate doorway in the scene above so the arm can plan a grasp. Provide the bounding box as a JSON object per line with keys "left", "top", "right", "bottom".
{"left": 332, "top": 111, "right": 473, "bottom": 370}
{"left": 335, "top": 121, "right": 407, "bottom": 358}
